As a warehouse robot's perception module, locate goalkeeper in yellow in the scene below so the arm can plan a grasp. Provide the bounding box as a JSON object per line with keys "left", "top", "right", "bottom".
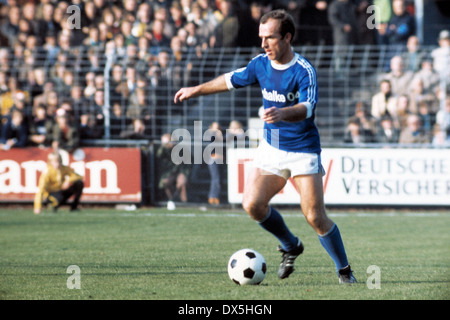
{"left": 34, "top": 151, "right": 84, "bottom": 214}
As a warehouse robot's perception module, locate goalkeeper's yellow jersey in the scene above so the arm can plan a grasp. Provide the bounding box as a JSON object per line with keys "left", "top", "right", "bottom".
{"left": 34, "top": 164, "right": 83, "bottom": 211}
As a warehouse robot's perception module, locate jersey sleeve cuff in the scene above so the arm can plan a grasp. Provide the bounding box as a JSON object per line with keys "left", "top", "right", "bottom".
{"left": 300, "top": 102, "right": 313, "bottom": 119}
{"left": 224, "top": 72, "right": 235, "bottom": 91}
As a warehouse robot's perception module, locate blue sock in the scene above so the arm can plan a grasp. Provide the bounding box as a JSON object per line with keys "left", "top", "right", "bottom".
{"left": 259, "top": 207, "right": 299, "bottom": 251}
{"left": 318, "top": 223, "right": 349, "bottom": 273}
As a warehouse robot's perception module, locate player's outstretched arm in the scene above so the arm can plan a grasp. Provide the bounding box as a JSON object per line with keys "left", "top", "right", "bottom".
{"left": 261, "top": 104, "right": 308, "bottom": 123}
{"left": 174, "top": 75, "right": 229, "bottom": 103}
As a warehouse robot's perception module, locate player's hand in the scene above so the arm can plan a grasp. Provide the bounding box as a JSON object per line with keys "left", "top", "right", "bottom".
{"left": 174, "top": 87, "right": 195, "bottom": 103}
{"left": 61, "top": 178, "right": 71, "bottom": 190}
{"left": 261, "top": 107, "right": 282, "bottom": 123}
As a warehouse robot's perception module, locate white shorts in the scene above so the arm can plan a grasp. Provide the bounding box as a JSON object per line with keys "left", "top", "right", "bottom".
{"left": 252, "top": 139, "right": 325, "bottom": 180}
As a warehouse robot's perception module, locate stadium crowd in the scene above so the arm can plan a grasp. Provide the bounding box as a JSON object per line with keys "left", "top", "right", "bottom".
{"left": 0, "top": 0, "right": 449, "bottom": 153}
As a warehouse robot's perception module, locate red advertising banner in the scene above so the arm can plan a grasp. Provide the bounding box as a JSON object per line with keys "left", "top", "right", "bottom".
{"left": 0, "top": 148, "right": 141, "bottom": 203}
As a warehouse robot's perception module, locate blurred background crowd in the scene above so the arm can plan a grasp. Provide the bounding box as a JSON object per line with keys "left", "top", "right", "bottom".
{"left": 0, "top": 0, "right": 449, "bottom": 152}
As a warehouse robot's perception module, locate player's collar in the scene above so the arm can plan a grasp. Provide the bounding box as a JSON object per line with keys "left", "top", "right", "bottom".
{"left": 270, "top": 51, "right": 297, "bottom": 71}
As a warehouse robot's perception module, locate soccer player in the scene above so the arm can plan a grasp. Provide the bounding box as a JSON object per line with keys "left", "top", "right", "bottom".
{"left": 34, "top": 151, "right": 84, "bottom": 214}
{"left": 174, "top": 10, "right": 356, "bottom": 283}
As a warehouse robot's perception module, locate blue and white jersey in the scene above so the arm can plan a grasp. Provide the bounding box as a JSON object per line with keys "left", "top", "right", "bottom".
{"left": 225, "top": 53, "right": 321, "bottom": 154}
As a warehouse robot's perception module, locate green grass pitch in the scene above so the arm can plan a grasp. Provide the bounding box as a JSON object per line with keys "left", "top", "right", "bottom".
{"left": 0, "top": 206, "right": 449, "bottom": 300}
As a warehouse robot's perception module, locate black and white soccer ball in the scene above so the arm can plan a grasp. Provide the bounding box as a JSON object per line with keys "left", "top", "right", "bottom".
{"left": 227, "top": 249, "right": 267, "bottom": 285}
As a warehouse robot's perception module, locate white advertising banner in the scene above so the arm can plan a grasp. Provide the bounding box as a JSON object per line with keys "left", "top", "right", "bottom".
{"left": 227, "top": 148, "right": 450, "bottom": 206}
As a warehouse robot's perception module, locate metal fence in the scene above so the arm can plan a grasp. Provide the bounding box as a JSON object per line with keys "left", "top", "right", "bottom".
{"left": 1, "top": 44, "right": 447, "bottom": 146}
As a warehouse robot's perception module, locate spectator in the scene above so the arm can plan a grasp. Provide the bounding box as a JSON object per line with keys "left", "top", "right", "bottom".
{"left": 225, "top": 120, "right": 246, "bottom": 147}
{"left": 80, "top": 112, "right": 104, "bottom": 140}
{"left": 121, "top": 19, "right": 139, "bottom": 47}
{"left": 10, "top": 90, "right": 32, "bottom": 121}
{"left": 123, "top": 0, "right": 138, "bottom": 16}
{"left": 435, "top": 96, "right": 450, "bottom": 138}
{"left": 2, "top": 75, "right": 31, "bottom": 114}
{"left": 88, "top": 89, "right": 106, "bottom": 124}
{"left": 127, "top": 87, "right": 150, "bottom": 121}
{"left": 28, "top": 103, "right": 51, "bottom": 147}
{"left": 170, "top": 36, "right": 188, "bottom": 89}
{"left": 349, "top": 100, "right": 378, "bottom": 136}
{"left": 205, "top": 121, "right": 224, "bottom": 205}
{"left": 371, "top": 79, "right": 398, "bottom": 120}
{"left": 26, "top": 67, "right": 46, "bottom": 103}
{"left": 327, "top": 0, "right": 359, "bottom": 45}
{"left": 113, "top": 33, "right": 127, "bottom": 64}
{"left": 120, "top": 118, "right": 149, "bottom": 139}
{"left": 211, "top": 0, "right": 239, "bottom": 48}
{"left": 49, "top": 108, "right": 80, "bottom": 153}
{"left": 44, "top": 90, "right": 59, "bottom": 119}
{"left": 238, "top": 1, "right": 264, "bottom": 47}
{"left": 401, "top": 35, "right": 427, "bottom": 72}
{"left": 83, "top": 26, "right": 102, "bottom": 47}
{"left": 408, "top": 77, "right": 438, "bottom": 116}
{"left": 385, "top": 0, "right": 415, "bottom": 46}
{"left": 0, "top": 5, "right": 21, "bottom": 46}
{"left": 0, "top": 47, "right": 11, "bottom": 75}
{"left": 156, "top": 133, "right": 191, "bottom": 209}
{"left": 411, "top": 59, "right": 440, "bottom": 95}
{"left": 431, "top": 30, "right": 450, "bottom": 82}
{"left": 39, "top": 2, "right": 60, "bottom": 42}
{"left": 376, "top": 115, "right": 400, "bottom": 143}
{"left": 343, "top": 118, "right": 373, "bottom": 143}
{"left": 133, "top": 2, "right": 153, "bottom": 38}
{"left": 94, "top": 73, "right": 105, "bottom": 91}
{"left": 125, "top": 64, "right": 138, "bottom": 97}
{"left": 298, "top": 0, "right": 333, "bottom": 45}
{"left": 109, "top": 102, "right": 129, "bottom": 138}
{"left": 60, "top": 69, "right": 75, "bottom": 98}
{"left": 83, "top": 71, "right": 97, "bottom": 99}
{"left": 0, "top": 109, "right": 28, "bottom": 149}
{"left": 50, "top": 61, "right": 67, "bottom": 93}
{"left": 43, "top": 32, "right": 60, "bottom": 67}
{"left": 197, "top": 0, "right": 220, "bottom": 37}
{"left": 122, "top": 43, "right": 139, "bottom": 67}
{"left": 154, "top": 6, "right": 175, "bottom": 41}
{"left": 398, "top": 113, "right": 430, "bottom": 144}
{"left": 97, "top": 21, "right": 114, "bottom": 44}
{"left": 184, "top": 21, "right": 200, "bottom": 47}
{"left": 83, "top": 0, "right": 102, "bottom": 27}
{"left": 150, "top": 18, "right": 171, "bottom": 49}
{"left": 379, "top": 55, "right": 414, "bottom": 97}
{"left": 431, "top": 124, "right": 450, "bottom": 147}
{"left": 22, "top": 2, "right": 39, "bottom": 38}
{"left": 417, "top": 101, "right": 434, "bottom": 134}
{"left": 170, "top": 1, "right": 188, "bottom": 33}
{"left": 137, "top": 36, "right": 154, "bottom": 69}
{"left": 394, "top": 94, "right": 411, "bottom": 129}
{"left": 0, "top": 71, "right": 8, "bottom": 95}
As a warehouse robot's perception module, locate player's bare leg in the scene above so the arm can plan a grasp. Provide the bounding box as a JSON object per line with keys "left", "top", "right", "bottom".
{"left": 243, "top": 167, "right": 303, "bottom": 279}
{"left": 294, "top": 173, "right": 356, "bottom": 283}
{"left": 242, "top": 167, "right": 286, "bottom": 221}
{"left": 292, "top": 173, "right": 333, "bottom": 235}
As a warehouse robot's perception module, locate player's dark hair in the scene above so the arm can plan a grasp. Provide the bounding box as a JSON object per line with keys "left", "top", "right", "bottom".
{"left": 260, "top": 9, "right": 295, "bottom": 43}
